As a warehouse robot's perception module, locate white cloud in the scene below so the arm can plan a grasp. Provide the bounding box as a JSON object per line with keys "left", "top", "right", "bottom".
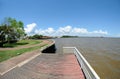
{"left": 24, "top": 23, "right": 108, "bottom": 36}
{"left": 92, "top": 30, "right": 108, "bottom": 34}
{"left": 45, "top": 28, "right": 55, "bottom": 34}
{"left": 58, "top": 26, "right": 72, "bottom": 33}
{"left": 73, "top": 28, "right": 88, "bottom": 34}
{"left": 56, "top": 26, "right": 108, "bottom": 36}
{"left": 35, "top": 27, "right": 55, "bottom": 36}
{"left": 24, "top": 23, "right": 36, "bottom": 34}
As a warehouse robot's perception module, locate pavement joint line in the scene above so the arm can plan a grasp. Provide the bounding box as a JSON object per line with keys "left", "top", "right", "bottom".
{"left": 0, "top": 53, "right": 41, "bottom": 75}
{"left": 0, "top": 65, "right": 18, "bottom": 75}
{"left": 18, "top": 53, "right": 41, "bottom": 67}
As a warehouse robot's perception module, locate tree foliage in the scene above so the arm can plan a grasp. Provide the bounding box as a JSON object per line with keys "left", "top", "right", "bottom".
{"left": 28, "top": 34, "right": 43, "bottom": 39}
{"left": 61, "top": 35, "right": 78, "bottom": 38}
{"left": 0, "top": 17, "right": 26, "bottom": 47}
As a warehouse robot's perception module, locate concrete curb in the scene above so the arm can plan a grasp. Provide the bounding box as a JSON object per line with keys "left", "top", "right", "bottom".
{"left": 40, "top": 39, "right": 55, "bottom": 52}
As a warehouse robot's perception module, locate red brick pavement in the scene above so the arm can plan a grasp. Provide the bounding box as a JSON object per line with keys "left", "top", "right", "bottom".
{"left": 35, "top": 54, "right": 85, "bottom": 79}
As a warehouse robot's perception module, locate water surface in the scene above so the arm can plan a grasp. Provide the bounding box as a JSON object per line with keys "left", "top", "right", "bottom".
{"left": 54, "top": 37, "right": 120, "bottom": 79}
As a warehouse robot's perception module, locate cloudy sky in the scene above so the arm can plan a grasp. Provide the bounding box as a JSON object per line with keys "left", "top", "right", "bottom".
{"left": 0, "top": 0, "right": 120, "bottom": 37}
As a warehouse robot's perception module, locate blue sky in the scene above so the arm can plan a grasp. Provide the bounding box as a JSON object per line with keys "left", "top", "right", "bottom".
{"left": 0, "top": 0, "right": 120, "bottom": 37}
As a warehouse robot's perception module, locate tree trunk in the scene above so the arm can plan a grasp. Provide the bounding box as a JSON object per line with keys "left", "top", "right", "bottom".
{"left": 0, "top": 42, "right": 4, "bottom": 47}
{"left": 0, "top": 41, "right": 7, "bottom": 47}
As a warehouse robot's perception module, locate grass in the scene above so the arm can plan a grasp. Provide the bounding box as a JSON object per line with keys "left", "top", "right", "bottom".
{"left": 0, "top": 44, "right": 48, "bottom": 62}
{"left": 3, "top": 40, "right": 42, "bottom": 48}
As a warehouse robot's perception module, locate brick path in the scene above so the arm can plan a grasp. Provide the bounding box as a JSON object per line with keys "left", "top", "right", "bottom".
{"left": 0, "top": 53, "right": 85, "bottom": 79}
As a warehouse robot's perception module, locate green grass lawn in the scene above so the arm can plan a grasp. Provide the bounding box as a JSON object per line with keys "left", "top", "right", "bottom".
{"left": 3, "top": 40, "right": 42, "bottom": 47}
{"left": 0, "top": 40, "right": 48, "bottom": 62}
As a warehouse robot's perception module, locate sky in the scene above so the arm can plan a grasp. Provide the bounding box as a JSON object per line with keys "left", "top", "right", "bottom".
{"left": 0, "top": 0, "right": 120, "bottom": 37}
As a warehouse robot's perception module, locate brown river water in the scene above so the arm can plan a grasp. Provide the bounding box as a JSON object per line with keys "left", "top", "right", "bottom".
{"left": 54, "top": 37, "right": 120, "bottom": 79}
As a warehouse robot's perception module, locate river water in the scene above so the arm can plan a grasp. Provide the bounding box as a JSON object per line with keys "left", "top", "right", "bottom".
{"left": 54, "top": 37, "right": 120, "bottom": 79}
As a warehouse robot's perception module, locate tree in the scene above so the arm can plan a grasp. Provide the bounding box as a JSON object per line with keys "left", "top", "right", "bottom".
{"left": 0, "top": 17, "right": 25, "bottom": 47}
{"left": 7, "top": 17, "right": 25, "bottom": 39}
{"left": 28, "top": 34, "right": 43, "bottom": 39}
{"left": 0, "top": 24, "right": 14, "bottom": 46}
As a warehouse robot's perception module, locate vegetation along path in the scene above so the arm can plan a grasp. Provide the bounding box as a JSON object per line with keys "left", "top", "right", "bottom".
{"left": 0, "top": 40, "right": 52, "bottom": 51}
{"left": 0, "top": 40, "right": 52, "bottom": 62}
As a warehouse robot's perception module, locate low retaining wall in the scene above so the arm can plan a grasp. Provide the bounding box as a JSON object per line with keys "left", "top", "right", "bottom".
{"left": 41, "top": 40, "right": 56, "bottom": 53}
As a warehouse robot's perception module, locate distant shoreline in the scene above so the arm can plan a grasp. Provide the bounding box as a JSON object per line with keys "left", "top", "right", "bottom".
{"left": 58, "top": 36, "right": 120, "bottom": 39}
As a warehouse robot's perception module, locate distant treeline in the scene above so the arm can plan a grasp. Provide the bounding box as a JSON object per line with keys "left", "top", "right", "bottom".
{"left": 61, "top": 35, "right": 79, "bottom": 38}
{"left": 28, "top": 34, "right": 52, "bottom": 39}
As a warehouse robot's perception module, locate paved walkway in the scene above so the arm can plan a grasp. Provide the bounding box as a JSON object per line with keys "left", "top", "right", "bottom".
{"left": 0, "top": 39, "right": 85, "bottom": 79}
{"left": 0, "top": 53, "right": 85, "bottom": 79}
